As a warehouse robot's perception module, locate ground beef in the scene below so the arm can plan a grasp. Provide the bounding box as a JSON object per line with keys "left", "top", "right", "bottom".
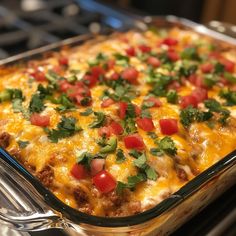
{"left": 37, "top": 165, "right": 54, "bottom": 188}
{"left": 0, "top": 132, "right": 11, "bottom": 148}
{"left": 74, "top": 187, "right": 92, "bottom": 214}
{"left": 175, "top": 166, "right": 188, "bottom": 182}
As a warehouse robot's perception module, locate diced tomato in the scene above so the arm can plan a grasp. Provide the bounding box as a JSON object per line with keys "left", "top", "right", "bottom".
{"left": 101, "top": 98, "right": 115, "bottom": 108}
{"left": 75, "top": 95, "right": 92, "bottom": 106}
{"left": 209, "top": 51, "right": 222, "bottom": 59}
{"left": 92, "top": 170, "right": 117, "bottom": 193}
{"left": 90, "top": 66, "right": 105, "bottom": 79}
{"left": 167, "top": 81, "right": 181, "bottom": 91}
{"left": 30, "top": 113, "right": 50, "bottom": 127}
{"left": 58, "top": 80, "right": 74, "bottom": 92}
{"left": 58, "top": 57, "right": 68, "bottom": 66}
{"left": 200, "top": 63, "right": 213, "bottom": 73}
{"left": 107, "top": 59, "right": 115, "bottom": 70}
{"left": 191, "top": 88, "right": 208, "bottom": 103}
{"left": 159, "top": 119, "right": 178, "bottom": 135}
{"left": 67, "top": 86, "right": 91, "bottom": 99}
{"left": 147, "top": 56, "right": 161, "bottom": 67}
{"left": 53, "top": 66, "right": 63, "bottom": 75}
{"left": 180, "top": 95, "right": 198, "bottom": 109}
{"left": 109, "top": 72, "right": 119, "bottom": 81}
{"left": 219, "top": 77, "right": 229, "bottom": 86}
{"left": 98, "top": 126, "right": 111, "bottom": 138}
{"left": 71, "top": 164, "right": 87, "bottom": 180}
{"left": 118, "top": 102, "right": 128, "bottom": 119}
{"left": 134, "top": 105, "right": 141, "bottom": 117}
{"left": 90, "top": 159, "right": 105, "bottom": 176}
{"left": 125, "top": 46, "right": 136, "bottom": 57}
{"left": 109, "top": 121, "right": 124, "bottom": 135}
{"left": 138, "top": 44, "right": 151, "bottom": 53}
{"left": 145, "top": 97, "right": 162, "bottom": 107}
{"left": 30, "top": 71, "right": 46, "bottom": 82}
{"left": 121, "top": 67, "right": 139, "bottom": 84}
{"left": 124, "top": 134, "right": 145, "bottom": 150}
{"left": 188, "top": 74, "right": 206, "bottom": 88}
{"left": 220, "top": 58, "right": 235, "bottom": 73}
{"left": 136, "top": 117, "right": 155, "bottom": 132}
{"left": 162, "top": 38, "right": 178, "bottom": 46}
{"left": 167, "top": 50, "right": 179, "bottom": 61}
{"left": 83, "top": 74, "right": 98, "bottom": 88}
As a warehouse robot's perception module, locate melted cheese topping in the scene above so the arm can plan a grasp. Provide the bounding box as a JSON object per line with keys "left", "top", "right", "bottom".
{"left": 0, "top": 28, "right": 236, "bottom": 217}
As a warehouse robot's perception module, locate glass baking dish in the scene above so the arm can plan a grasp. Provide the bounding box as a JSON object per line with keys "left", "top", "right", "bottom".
{"left": 0, "top": 16, "right": 236, "bottom": 236}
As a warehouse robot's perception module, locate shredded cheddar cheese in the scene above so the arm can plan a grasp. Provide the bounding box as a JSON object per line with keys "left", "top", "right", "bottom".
{"left": 0, "top": 28, "right": 236, "bottom": 217}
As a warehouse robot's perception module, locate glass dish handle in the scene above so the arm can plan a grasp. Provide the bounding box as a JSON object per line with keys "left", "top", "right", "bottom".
{"left": 0, "top": 156, "right": 64, "bottom": 232}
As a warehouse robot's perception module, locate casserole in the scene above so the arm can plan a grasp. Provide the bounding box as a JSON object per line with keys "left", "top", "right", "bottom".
{"left": 0, "top": 16, "right": 236, "bottom": 235}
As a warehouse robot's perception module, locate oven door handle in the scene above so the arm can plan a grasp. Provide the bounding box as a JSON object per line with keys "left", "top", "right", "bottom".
{"left": 0, "top": 151, "right": 65, "bottom": 232}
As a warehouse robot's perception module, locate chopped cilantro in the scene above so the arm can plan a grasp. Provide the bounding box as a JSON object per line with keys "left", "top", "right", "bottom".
{"left": 116, "top": 149, "right": 126, "bottom": 163}
{"left": 129, "top": 149, "right": 142, "bottom": 158}
{"left": 147, "top": 132, "right": 158, "bottom": 140}
{"left": 214, "top": 62, "right": 225, "bottom": 74}
{"left": 122, "top": 118, "right": 137, "bottom": 135}
{"left": 166, "top": 90, "right": 178, "bottom": 104}
{"left": 145, "top": 166, "right": 158, "bottom": 181}
{"left": 100, "top": 137, "right": 117, "bottom": 154}
{"left": 178, "top": 64, "right": 198, "bottom": 77}
{"left": 158, "top": 137, "right": 177, "bottom": 156}
{"left": 46, "top": 116, "right": 82, "bottom": 143}
{"left": 29, "top": 94, "right": 45, "bottom": 113}
{"left": 45, "top": 70, "right": 64, "bottom": 83}
{"left": 180, "top": 106, "right": 212, "bottom": 127}
{"left": 204, "top": 99, "right": 230, "bottom": 125}
{"left": 17, "top": 140, "right": 30, "bottom": 149}
{"left": 223, "top": 72, "right": 236, "bottom": 84}
{"left": 76, "top": 151, "right": 94, "bottom": 170}
{"left": 37, "top": 84, "right": 53, "bottom": 98}
{"left": 203, "top": 74, "right": 218, "bottom": 88}
{"left": 114, "top": 53, "right": 129, "bottom": 66}
{"left": 54, "top": 94, "right": 75, "bottom": 112}
{"left": 150, "top": 147, "right": 163, "bottom": 156}
{"left": 89, "top": 112, "right": 105, "bottom": 128}
{"left": 219, "top": 89, "right": 236, "bottom": 106}
{"left": 181, "top": 47, "right": 200, "bottom": 61}
{"left": 80, "top": 108, "right": 93, "bottom": 116}
{"left": 133, "top": 153, "right": 147, "bottom": 169}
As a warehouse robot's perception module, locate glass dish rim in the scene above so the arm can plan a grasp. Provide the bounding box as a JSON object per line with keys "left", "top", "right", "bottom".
{"left": 0, "top": 15, "right": 236, "bottom": 228}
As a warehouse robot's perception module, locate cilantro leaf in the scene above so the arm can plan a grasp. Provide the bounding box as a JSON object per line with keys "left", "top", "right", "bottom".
{"left": 80, "top": 108, "right": 93, "bottom": 116}
{"left": 158, "top": 137, "right": 177, "bottom": 156}
{"left": 181, "top": 47, "right": 200, "bottom": 61}
{"left": 145, "top": 166, "right": 158, "bottom": 181}
{"left": 116, "top": 148, "right": 126, "bottom": 163}
{"left": 46, "top": 116, "right": 82, "bottom": 142}
{"left": 54, "top": 94, "right": 75, "bottom": 112}
{"left": 17, "top": 140, "right": 30, "bottom": 149}
{"left": 219, "top": 89, "right": 236, "bottom": 106}
{"left": 100, "top": 137, "right": 117, "bottom": 154}
{"left": 29, "top": 94, "right": 45, "bottom": 113}
{"left": 76, "top": 151, "right": 94, "bottom": 170}
{"left": 133, "top": 153, "right": 147, "bottom": 169}
{"left": 166, "top": 90, "right": 178, "bottom": 104}
{"left": 180, "top": 106, "right": 212, "bottom": 127}
{"left": 89, "top": 112, "right": 105, "bottom": 128}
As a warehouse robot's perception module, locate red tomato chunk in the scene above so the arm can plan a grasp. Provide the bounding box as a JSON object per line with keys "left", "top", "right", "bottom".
{"left": 124, "top": 134, "right": 145, "bottom": 150}
{"left": 159, "top": 119, "right": 178, "bottom": 135}
{"left": 136, "top": 117, "right": 155, "bottom": 132}
{"left": 92, "top": 170, "right": 117, "bottom": 193}
{"left": 30, "top": 113, "right": 50, "bottom": 127}
{"left": 71, "top": 164, "right": 87, "bottom": 180}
